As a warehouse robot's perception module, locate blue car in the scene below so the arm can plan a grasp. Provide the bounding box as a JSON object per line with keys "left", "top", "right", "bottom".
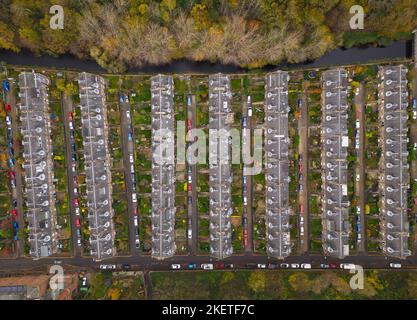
{"left": 413, "top": 98, "right": 417, "bottom": 110}
{"left": 8, "top": 158, "right": 15, "bottom": 167}
{"left": 2, "top": 80, "right": 10, "bottom": 91}
{"left": 119, "top": 93, "right": 125, "bottom": 103}
{"left": 187, "top": 96, "right": 192, "bottom": 107}
{"left": 187, "top": 263, "right": 197, "bottom": 270}
{"left": 8, "top": 147, "right": 14, "bottom": 156}
{"left": 128, "top": 132, "right": 133, "bottom": 141}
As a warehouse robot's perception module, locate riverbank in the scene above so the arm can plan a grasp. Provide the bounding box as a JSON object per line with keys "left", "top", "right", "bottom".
{"left": 0, "top": 40, "right": 412, "bottom": 75}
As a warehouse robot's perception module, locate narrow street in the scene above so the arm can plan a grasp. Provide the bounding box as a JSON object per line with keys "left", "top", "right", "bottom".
{"left": 298, "top": 89, "right": 309, "bottom": 253}
{"left": 354, "top": 83, "right": 367, "bottom": 254}
{"left": 7, "top": 80, "right": 25, "bottom": 257}
{"left": 61, "top": 93, "right": 81, "bottom": 257}
{"left": 242, "top": 96, "right": 253, "bottom": 254}
{"left": 186, "top": 94, "right": 198, "bottom": 255}
{"left": 119, "top": 93, "right": 139, "bottom": 255}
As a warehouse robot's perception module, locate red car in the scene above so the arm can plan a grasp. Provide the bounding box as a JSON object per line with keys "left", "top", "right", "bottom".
{"left": 329, "top": 263, "right": 338, "bottom": 269}
{"left": 5, "top": 104, "right": 11, "bottom": 113}
{"left": 300, "top": 204, "right": 304, "bottom": 214}
{"left": 187, "top": 119, "right": 192, "bottom": 130}
{"left": 8, "top": 170, "right": 15, "bottom": 179}
{"left": 215, "top": 263, "right": 225, "bottom": 269}
{"left": 133, "top": 207, "right": 138, "bottom": 215}
{"left": 298, "top": 164, "right": 303, "bottom": 173}
{"left": 11, "top": 209, "right": 18, "bottom": 216}
{"left": 243, "top": 229, "right": 248, "bottom": 247}
{"left": 74, "top": 198, "right": 80, "bottom": 206}
{"left": 188, "top": 184, "right": 192, "bottom": 192}
{"left": 68, "top": 112, "right": 73, "bottom": 121}
{"left": 75, "top": 218, "right": 81, "bottom": 228}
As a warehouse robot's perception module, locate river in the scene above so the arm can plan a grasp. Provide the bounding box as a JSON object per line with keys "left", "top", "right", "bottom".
{"left": 0, "top": 40, "right": 412, "bottom": 74}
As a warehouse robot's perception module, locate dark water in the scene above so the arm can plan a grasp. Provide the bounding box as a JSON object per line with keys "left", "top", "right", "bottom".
{"left": 0, "top": 40, "right": 412, "bottom": 74}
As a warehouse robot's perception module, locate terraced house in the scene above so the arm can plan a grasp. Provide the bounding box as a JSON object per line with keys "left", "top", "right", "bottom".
{"left": 264, "top": 71, "right": 291, "bottom": 259}
{"left": 151, "top": 74, "right": 176, "bottom": 259}
{"left": 378, "top": 65, "right": 411, "bottom": 259}
{"left": 321, "top": 69, "right": 350, "bottom": 259}
{"left": 78, "top": 73, "right": 115, "bottom": 261}
{"left": 19, "top": 72, "right": 59, "bottom": 258}
{"left": 208, "top": 73, "right": 233, "bottom": 260}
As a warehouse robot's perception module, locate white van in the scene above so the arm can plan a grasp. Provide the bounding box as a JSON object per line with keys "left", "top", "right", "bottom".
{"left": 132, "top": 193, "right": 137, "bottom": 203}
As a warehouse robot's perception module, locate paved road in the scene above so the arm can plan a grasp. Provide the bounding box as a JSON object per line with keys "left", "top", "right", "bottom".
{"left": 119, "top": 93, "right": 139, "bottom": 255}
{"left": 186, "top": 95, "right": 198, "bottom": 255}
{"left": 354, "top": 83, "right": 367, "bottom": 253}
{"left": 298, "top": 89, "right": 309, "bottom": 253}
{"left": 7, "top": 80, "right": 25, "bottom": 257}
{"left": 0, "top": 253, "right": 416, "bottom": 273}
{"left": 242, "top": 97, "right": 253, "bottom": 254}
{"left": 62, "top": 93, "right": 81, "bottom": 257}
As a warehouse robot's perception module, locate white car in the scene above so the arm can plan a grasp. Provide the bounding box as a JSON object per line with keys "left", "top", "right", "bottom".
{"left": 257, "top": 264, "right": 267, "bottom": 269}
{"left": 355, "top": 120, "right": 360, "bottom": 129}
{"left": 413, "top": 110, "right": 417, "bottom": 120}
{"left": 129, "top": 154, "right": 134, "bottom": 163}
{"left": 356, "top": 174, "right": 360, "bottom": 182}
{"left": 69, "top": 121, "right": 74, "bottom": 130}
{"left": 126, "top": 110, "right": 131, "bottom": 118}
{"left": 243, "top": 196, "right": 247, "bottom": 205}
{"left": 188, "top": 175, "right": 192, "bottom": 184}
{"left": 134, "top": 216, "right": 138, "bottom": 227}
{"left": 357, "top": 206, "right": 361, "bottom": 214}
{"left": 301, "top": 263, "right": 312, "bottom": 269}
{"left": 100, "top": 264, "right": 116, "bottom": 270}
{"left": 187, "top": 229, "right": 192, "bottom": 239}
{"left": 77, "top": 238, "right": 82, "bottom": 246}
{"left": 248, "top": 107, "right": 252, "bottom": 117}
{"left": 135, "top": 238, "right": 140, "bottom": 249}
{"left": 201, "top": 263, "right": 214, "bottom": 270}
{"left": 355, "top": 87, "right": 360, "bottom": 95}
{"left": 300, "top": 216, "right": 304, "bottom": 223}
{"left": 130, "top": 164, "right": 134, "bottom": 173}
{"left": 6, "top": 116, "right": 11, "bottom": 126}
{"left": 171, "top": 264, "right": 181, "bottom": 270}
{"left": 290, "top": 264, "right": 300, "bottom": 269}
{"left": 300, "top": 226, "right": 304, "bottom": 236}
{"left": 74, "top": 187, "right": 78, "bottom": 194}
{"left": 340, "top": 263, "right": 356, "bottom": 270}
{"left": 75, "top": 207, "right": 80, "bottom": 215}
{"left": 132, "top": 193, "right": 137, "bottom": 203}
{"left": 389, "top": 263, "right": 402, "bottom": 269}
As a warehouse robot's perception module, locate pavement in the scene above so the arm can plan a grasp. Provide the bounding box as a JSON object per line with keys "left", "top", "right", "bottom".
{"left": 62, "top": 93, "right": 81, "bottom": 257}
{"left": 6, "top": 80, "right": 25, "bottom": 257}
{"left": 242, "top": 97, "right": 254, "bottom": 254}
{"left": 354, "top": 83, "right": 367, "bottom": 253}
{"left": 186, "top": 94, "right": 198, "bottom": 255}
{"left": 298, "top": 88, "right": 309, "bottom": 253}
{"left": 119, "top": 93, "right": 139, "bottom": 255}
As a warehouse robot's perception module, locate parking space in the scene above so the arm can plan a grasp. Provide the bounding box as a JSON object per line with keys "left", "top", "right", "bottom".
{"left": 151, "top": 75, "right": 176, "bottom": 259}
{"left": 18, "top": 72, "right": 59, "bottom": 258}
{"left": 321, "top": 69, "right": 350, "bottom": 258}
{"left": 208, "top": 73, "right": 233, "bottom": 259}
{"left": 378, "top": 65, "right": 411, "bottom": 259}
{"left": 77, "top": 73, "right": 115, "bottom": 260}
{"left": 264, "top": 71, "right": 291, "bottom": 259}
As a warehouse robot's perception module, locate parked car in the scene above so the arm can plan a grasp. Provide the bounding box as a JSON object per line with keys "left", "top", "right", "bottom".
{"left": 329, "top": 263, "right": 338, "bottom": 269}
{"left": 129, "top": 154, "right": 134, "bottom": 164}
{"left": 290, "top": 263, "right": 300, "bottom": 269}
{"left": 171, "top": 264, "right": 181, "bottom": 270}
{"left": 68, "top": 112, "right": 73, "bottom": 120}
{"left": 301, "top": 263, "right": 312, "bottom": 269}
{"left": 6, "top": 116, "right": 11, "bottom": 126}
{"left": 12, "top": 199, "right": 17, "bottom": 208}
{"left": 187, "top": 229, "right": 192, "bottom": 239}
{"left": 187, "top": 263, "right": 197, "bottom": 270}
{"left": 268, "top": 263, "right": 279, "bottom": 269}
{"left": 225, "top": 263, "right": 234, "bottom": 269}
{"left": 8, "top": 158, "right": 15, "bottom": 167}
{"left": 75, "top": 218, "right": 81, "bottom": 228}
{"left": 201, "top": 263, "right": 214, "bottom": 270}
{"left": 215, "top": 263, "right": 225, "bottom": 269}
{"left": 257, "top": 264, "right": 267, "bottom": 269}
{"left": 135, "top": 238, "right": 140, "bottom": 249}
{"left": 340, "top": 263, "right": 356, "bottom": 270}
{"left": 74, "top": 198, "right": 80, "bottom": 206}
{"left": 187, "top": 119, "right": 192, "bottom": 130}
{"left": 320, "top": 263, "right": 330, "bottom": 269}
{"left": 11, "top": 209, "right": 18, "bottom": 217}
{"left": 128, "top": 132, "right": 133, "bottom": 141}
{"left": 126, "top": 110, "right": 131, "bottom": 119}
{"left": 389, "top": 263, "right": 402, "bottom": 269}
{"left": 280, "top": 263, "right": 289, "bottom": 269}
{"left": 3, "top": 80, "right": 10, "bottom": 91}
{"left": 77, "top": 238, "right": 82, "bottom": 246}
{"left": 5, "top": 103, "right": 11, "bottom": 112}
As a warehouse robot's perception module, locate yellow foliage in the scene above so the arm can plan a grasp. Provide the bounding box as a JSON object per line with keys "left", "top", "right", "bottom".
{"left": 107, "top": 288, "right": 121, "bottom": 300}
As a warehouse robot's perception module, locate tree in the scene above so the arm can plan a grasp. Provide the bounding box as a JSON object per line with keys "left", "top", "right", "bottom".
{"left": 248, "top": 271, "right": 266, "bottom": 293}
